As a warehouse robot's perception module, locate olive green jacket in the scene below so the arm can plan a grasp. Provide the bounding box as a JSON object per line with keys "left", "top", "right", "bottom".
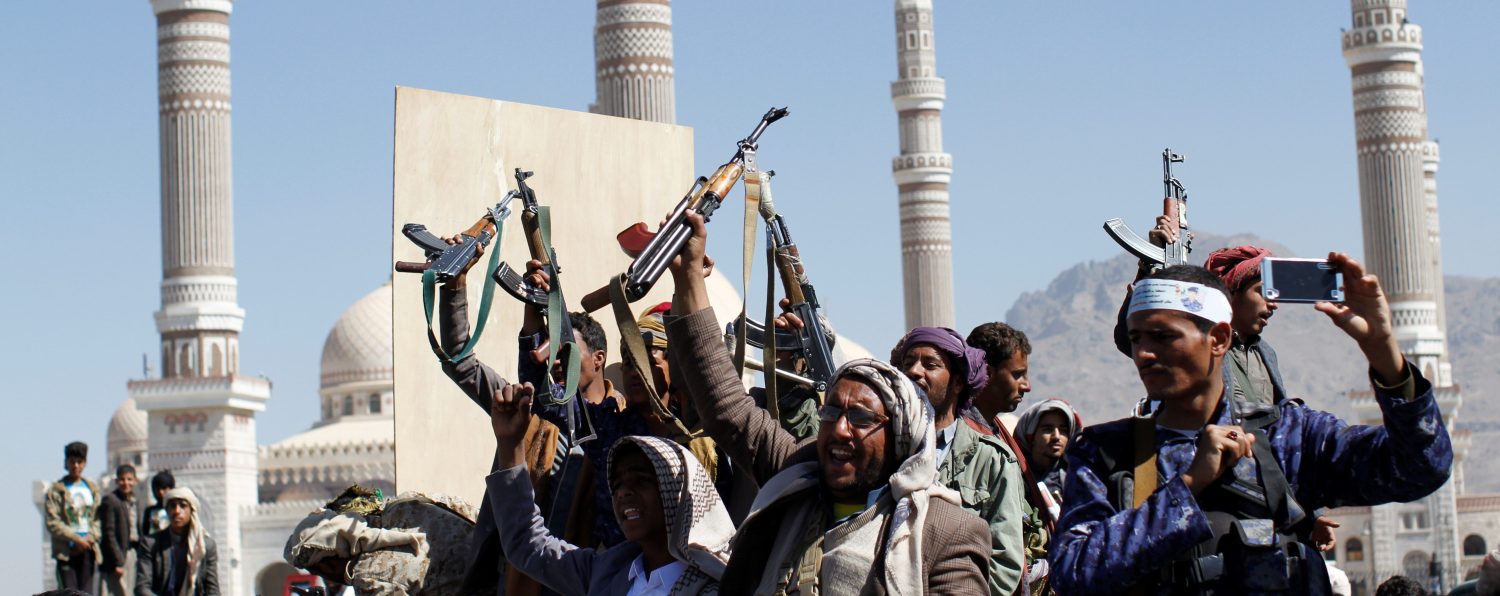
{"left": 45, "top": 476, "right": 102, "bottom": 562}
{"left": 938, "top": 421, "right": 1027, "bottom": 595}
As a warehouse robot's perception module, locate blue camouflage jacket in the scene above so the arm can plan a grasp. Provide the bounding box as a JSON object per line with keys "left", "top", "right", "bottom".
{"left": 1049, "top": 364, "right": 1452, "bottom": 595}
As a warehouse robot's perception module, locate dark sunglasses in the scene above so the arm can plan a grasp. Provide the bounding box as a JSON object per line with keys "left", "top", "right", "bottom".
{"left": 817, "top": 404, "right": 889, "bottom": 430}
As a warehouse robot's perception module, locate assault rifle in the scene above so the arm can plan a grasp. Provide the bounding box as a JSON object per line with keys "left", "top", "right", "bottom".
{"left": 395, "top": 195, "right": 515, "bottom": 282}
{"left": 494, "top": 169, "right": 559, "bottom": 306}
{"left": 1103, "top": 148, "right": 1190, "bottom": 267}
{"left": 491, "top": 169, "right": 578, "bottom": 366}
{"left": 613, "top": 107, "right": 789, "bottom": 302}
{"left": 725, "top": 192, "right": 836, "bottom": 392}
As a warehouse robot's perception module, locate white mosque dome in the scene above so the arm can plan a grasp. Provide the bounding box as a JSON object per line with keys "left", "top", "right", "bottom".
{"left": 320, "top": 281, "right": 394, "bottom": 390}
{"left": 107, "top": 397, "right": 148, "bottom": 458}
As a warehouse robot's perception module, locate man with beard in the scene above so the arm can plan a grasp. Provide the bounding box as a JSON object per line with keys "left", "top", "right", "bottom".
{"left": 1049, "top": 258, "right": 1452, "bottom": 594}
{"left": 894, "top": 326, "right": 1027, "bottom": 595}
{"left": 667, "top": 211, "right": 990, "bottom": 593}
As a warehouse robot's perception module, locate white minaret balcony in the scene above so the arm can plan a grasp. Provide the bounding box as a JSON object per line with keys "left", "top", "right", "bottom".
{"left": 150, "top": 0, "right": 233, "bottom": 16}
{"left": 891, "top": 152, "right": 952, "bottom": 186}
{"left": 1342, "top": 23, "right": 1422, "bottom": 66}
{"left": 891, "top": 78, "right": 946, "bottom": 111}
{"left": 128, "top": 376, "right": 270, "bottom": 412}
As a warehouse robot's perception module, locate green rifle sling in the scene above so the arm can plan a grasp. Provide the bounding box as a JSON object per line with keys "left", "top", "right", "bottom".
{"left": 536, "top": 206, "right": 582, "bottom": 410}
{"left": 421, "top": 226, "right": 504, "bottom": 364}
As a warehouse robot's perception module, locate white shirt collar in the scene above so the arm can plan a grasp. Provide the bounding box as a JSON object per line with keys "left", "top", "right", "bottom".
{"left": 626, "top": 554, "right": 688, "bottom": 596}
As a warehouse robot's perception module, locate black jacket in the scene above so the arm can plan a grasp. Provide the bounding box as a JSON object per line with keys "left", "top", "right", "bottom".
{"left": 97, "top": 490, "right": 136, "bottom": 570}
{"left": 135, "top": 530, "right": 219, "bottom": 596}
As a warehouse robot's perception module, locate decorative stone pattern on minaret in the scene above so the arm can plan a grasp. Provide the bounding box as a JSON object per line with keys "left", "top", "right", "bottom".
{"left": 891, "top": 0, "right": 955, "bottom": 329}
{"left": 1342, "top": 0, "right": 1448, "bottom": 377}
{"left": 590, "top": 0, "right": 675, "bottom": 124}
{"left": 1341, "top": 1, "right": 1464, "bottom": 590}
{"left": 153, "top": 0, "right": 243, "bottom": 380}
{"left": 131, "top": 2, "right": 269, "bottom": 595}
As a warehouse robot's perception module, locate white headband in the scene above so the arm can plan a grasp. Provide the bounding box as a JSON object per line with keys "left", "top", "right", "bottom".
{"left": 1128, "top": 279, "right": 1233, "bottom": 325}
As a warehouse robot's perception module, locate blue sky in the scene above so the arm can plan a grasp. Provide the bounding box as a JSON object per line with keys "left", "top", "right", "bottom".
{"left": 3, "top": 1, "right": 1496, "bottom": 586}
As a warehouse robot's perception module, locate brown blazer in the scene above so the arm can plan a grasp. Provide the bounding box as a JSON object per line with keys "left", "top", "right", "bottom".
{"left": 667, "top": 307, "right": 991, "bottom": 594}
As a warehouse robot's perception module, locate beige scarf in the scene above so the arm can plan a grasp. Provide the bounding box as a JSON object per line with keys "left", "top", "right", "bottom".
{"left": 838, "top": 360, "right": 957, "bottom": 596}
{"left": 161, "top": 488, "right": 207, "bottom": 596}
{"left": 755, "top": 360, "right": 958, "bottom": 595}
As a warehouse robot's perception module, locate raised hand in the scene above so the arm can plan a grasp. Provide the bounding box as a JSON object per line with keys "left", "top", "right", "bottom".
{"left": 491, "top": 383, "right": 535, "bottom": 469}
{"left": 523, "top": 259, "right": 552, "bottom": 294}
{"left": 1180, "top": 424, "right": 1255, "bottom": 495}
{"left": 666, "top": 210, "right": 714, "bottom": 316}
{"left": 771, "top": 297, "right": 804, "bottom": 331}
{"left": 442, "top": 234, "right": 487, "bottom": 288}
{"left": 1313, "top": 252, "right": 1406, "bottom": 384}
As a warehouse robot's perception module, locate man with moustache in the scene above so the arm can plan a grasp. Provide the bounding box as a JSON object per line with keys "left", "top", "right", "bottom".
{"left": 667, "top": 211, "right": 990, "bottom": 593}
{"left": 895, "top": 326, "right": 1028, "bottom": 595}
{"left": 1050, "top": 258, "right": 1452, "bottom": 594}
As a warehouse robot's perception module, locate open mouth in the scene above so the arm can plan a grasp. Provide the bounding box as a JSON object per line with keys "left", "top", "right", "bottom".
{"left": 828, "top": 445, "right": 856, "bottom": 462}
{"left": 621, "top": 506, "right": 642, "bottom": 521}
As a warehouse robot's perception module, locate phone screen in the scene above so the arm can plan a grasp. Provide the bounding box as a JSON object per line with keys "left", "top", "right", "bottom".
{"left": 1262, "top": 259, "right": 1343, "bottom": 303}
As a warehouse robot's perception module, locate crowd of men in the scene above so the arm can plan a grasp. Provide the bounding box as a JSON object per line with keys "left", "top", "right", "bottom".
{"left": 46, "top": 207, "right": 1494, "bottom": 596}
{"left": 413, "top": 211, "right": 1459, "bottom": 596}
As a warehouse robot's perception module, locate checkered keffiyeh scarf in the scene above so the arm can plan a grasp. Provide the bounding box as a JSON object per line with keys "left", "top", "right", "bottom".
{"left": 831, "top": 359, "right": 958, "bottom": 596}
{"left": 609, "top": 435, "right": 734, "bottom": 592}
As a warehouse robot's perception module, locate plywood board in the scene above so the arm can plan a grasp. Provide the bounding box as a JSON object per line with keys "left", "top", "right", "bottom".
{"left": 391, "top": 88, "right": 746, "bottom": 505}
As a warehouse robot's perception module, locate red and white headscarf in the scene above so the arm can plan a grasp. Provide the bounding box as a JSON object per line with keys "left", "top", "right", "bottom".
{"left": 1205, "top": 245, "right": 1273, "bottom": 294}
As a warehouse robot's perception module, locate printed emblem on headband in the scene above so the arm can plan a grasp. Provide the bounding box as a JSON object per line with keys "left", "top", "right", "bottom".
{"left": 1180, "top": 286, "right": 1203, "bottom": 313}
{"left": 1128, "top": 279, "right": 1232, "bottom": 325}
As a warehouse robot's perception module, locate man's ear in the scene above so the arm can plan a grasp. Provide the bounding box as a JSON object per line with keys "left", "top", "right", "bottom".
{"left": 1208, "top": 321, "right": 1233, "bottom": 357}
{"left": 592, "top": 348, "right": 607, "bottom": 368}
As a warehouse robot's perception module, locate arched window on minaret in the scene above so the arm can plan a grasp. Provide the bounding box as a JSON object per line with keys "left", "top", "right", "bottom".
{"left": 162, "top": 343, "right": 172, "bottom": 377}
{"left": 211, "top": 343, "right": 224, "bottom": 377}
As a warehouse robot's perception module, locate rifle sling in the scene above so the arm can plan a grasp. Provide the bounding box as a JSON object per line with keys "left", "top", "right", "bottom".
{"left": 763, "top": 227, "right": 779, "bottom": 419}
{"left": 733, "top": 170, "right": 762, "bottom": 379}
{"left": 536, "top": 206, "right": 587, "bottom": 443}
{"left": 421, "top": 222, "right": 504, "bottom": 364}
{"left": 1132, "top": 415, "right": 1158, "bottom": 508}
{"left": 609, "top": 274, "right": 695, "bottom": 443}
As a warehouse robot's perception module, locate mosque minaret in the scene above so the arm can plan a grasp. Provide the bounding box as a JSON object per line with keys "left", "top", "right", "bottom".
{"left": 590, "top": 0, "right": 675, "bottom": 124}
{"left": 1336, "top": 0, "right": 1469, "bottom": 589}
{"left": 891, "top": 0, "right": 956, "bottom": 329}
{"left": 127, "top": 0, "right": 269, "bottom": 593}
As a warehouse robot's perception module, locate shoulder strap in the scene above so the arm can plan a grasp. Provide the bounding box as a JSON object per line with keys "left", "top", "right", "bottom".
{"left": 1240, "top": 413, "right": 1306, "bottom": 531}
{"left": 1131, "top": 417, "right": 1158, "bottom": 508}
{"left": 608, "top": 275, "right": 695, "bottom": 443}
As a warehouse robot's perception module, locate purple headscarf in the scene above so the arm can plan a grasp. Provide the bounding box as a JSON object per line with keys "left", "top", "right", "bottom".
{"left": 896, "top": 327, "right": 989, "bottom": 409}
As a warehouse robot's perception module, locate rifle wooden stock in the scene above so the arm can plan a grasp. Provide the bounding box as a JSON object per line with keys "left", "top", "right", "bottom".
{"left": 522, "top": 209, "right": 550, "bottom": 266}
{"left": 774, "top": 247, "right": 806, "bottom": 306}
{"left": 579, "top": 283, "right": 612, "bottom": 313}
{"left": 700, "top": 162, "right": 744, "bottom": 205}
